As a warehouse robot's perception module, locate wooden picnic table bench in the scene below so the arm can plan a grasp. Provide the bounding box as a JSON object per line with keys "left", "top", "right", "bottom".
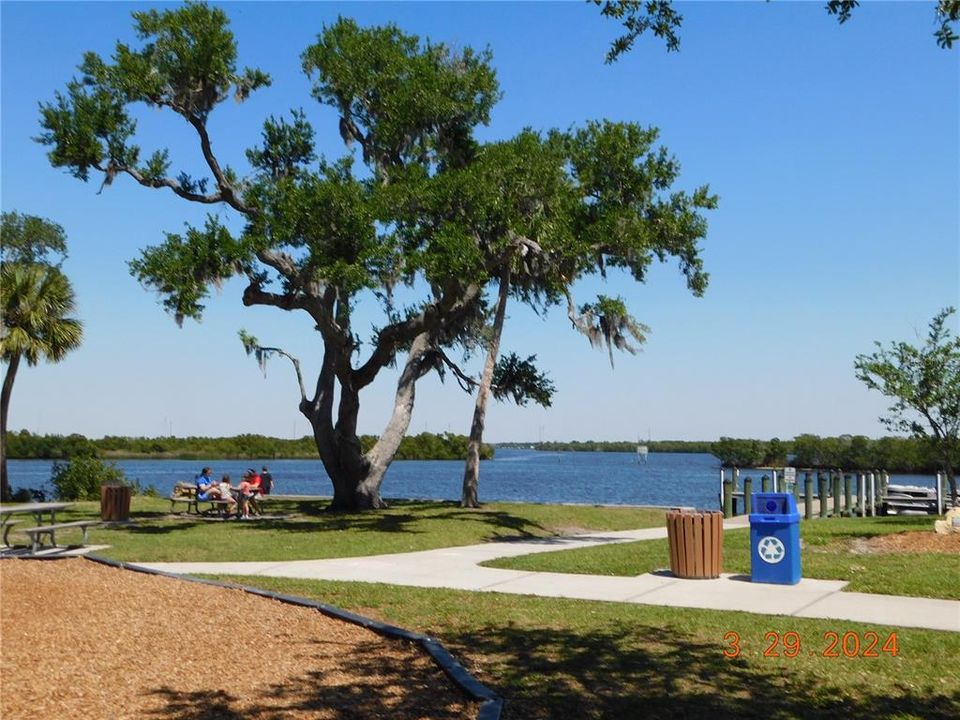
{"left": 21, "top": 519, "right": 100, "bottom": 554}
{"left": 169, "top": 483, "right": 236, "bottom": 518}
{"left": 1, "top": 501, "right": 74, "bottom": 547}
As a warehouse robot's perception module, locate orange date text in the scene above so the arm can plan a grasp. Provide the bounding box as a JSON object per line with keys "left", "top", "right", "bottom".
{"left": 722, "top": 631, "right": 898, "bottom": 659}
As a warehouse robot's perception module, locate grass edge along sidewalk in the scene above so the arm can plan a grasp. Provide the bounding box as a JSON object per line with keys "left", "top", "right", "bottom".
{"left": 30, "top": 498, "right": 959, "bottom": 601}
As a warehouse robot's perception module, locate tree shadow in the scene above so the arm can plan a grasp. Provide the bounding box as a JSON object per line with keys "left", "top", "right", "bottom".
{"left": 120, "top": 521, "right": 206, "bottom": 535}
{"left": 144, "top": 639, "right": 473, "bottom": 719}
{"left": 425, "top": 508, "right": 549, "bottom": 540}
{"left": 437, "top": 623, "right": 959, "bottom": 720}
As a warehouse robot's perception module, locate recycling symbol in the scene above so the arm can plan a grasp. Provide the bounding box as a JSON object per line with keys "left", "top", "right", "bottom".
{"left": 757, "top": 536, "right": 786, "bottom": 564}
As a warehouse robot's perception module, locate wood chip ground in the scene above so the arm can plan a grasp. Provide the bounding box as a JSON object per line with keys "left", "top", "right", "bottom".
{"left": 0, "top": 559, "right": 476, "bottom": 719}
{"left": 861, "top": 530, "right": 960, "bottom": 554}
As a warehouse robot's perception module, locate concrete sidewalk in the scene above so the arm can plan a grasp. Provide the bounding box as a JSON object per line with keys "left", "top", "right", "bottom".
{"left": 135, "top": 517, "right": 960, "bottom": 633}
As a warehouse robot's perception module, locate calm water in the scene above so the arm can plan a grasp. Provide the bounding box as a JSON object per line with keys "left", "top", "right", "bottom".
{"left": 6, "top": 449, "right": 939, "bottom": 509}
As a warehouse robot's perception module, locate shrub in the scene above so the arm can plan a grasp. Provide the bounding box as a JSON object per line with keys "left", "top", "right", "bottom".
{"left": 50, "top": 456, "right": 128, "bottom": 501}
{"left": 11, "top": 487, "right": 45, "bottom": 502}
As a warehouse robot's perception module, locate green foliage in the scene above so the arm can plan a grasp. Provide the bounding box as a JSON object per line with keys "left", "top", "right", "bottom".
{"left": 129, "top": 216, "right": 252, "bottom": 325}
{"left": 855, "top": 308, "right": 960, "bottom": 500}
{"left": 0, "top": 264, "right": 84, "bottom": 366}
{"left": 522, "top": 439, "right": 715, "bottom": 453}
{"left": 50, "top": 456, "right": 128, "bottom": 501}
{"left": 595, "top": 0, "right": 683, "bottom": 62}
{"left": 573, "top": 294, "right": 650, "bottom": 367}
{"left": 826, "top": 0, "right": 960, "bottom": 49}
{"left": 380, "top": 432, "right": 495, "bottom": 461}
{"left": 37, "top": 2, "right": 269, "bottom": 184}
{"left": 301, "top": 17, "right": 498, "bottom": 173}
{"left": 710, "top": 437, "right": 767, "bottom": 467}
{"left": 36, "top": 5, "right": 717, "bottom": 507}
{"left": 492, "top": 353, "right": 555, "bottom": 407}
{"left": 854, "top": 308, "right": 960, "bottom": 452}
{"left": 0, "top": 212, "right": 68, "bottom": 266}
{"left": 5, "top": 429, "right": 492, "bottom": 461}
{"left": 601, "top": 0, "right": 959, "bottom": 61}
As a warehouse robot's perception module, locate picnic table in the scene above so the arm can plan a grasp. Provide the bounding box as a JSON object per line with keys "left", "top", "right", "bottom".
{"left": 0, "top": 501, "right": 99, "bottom": 552}
{"left": 1, "top": 502, "right": 73, "bottom": 546}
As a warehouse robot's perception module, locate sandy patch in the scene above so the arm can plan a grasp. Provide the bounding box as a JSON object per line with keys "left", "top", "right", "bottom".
{"left": 854, "top": 531, "right": 960, "bottom": 554}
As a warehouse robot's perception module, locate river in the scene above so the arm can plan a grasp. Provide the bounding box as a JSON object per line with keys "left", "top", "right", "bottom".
{"left": 5, "top": 449, "right": 939, "bottom": 509}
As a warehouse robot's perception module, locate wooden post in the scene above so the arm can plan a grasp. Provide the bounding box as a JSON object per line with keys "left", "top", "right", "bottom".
{"left": 718, "top": 467, "right": 726, "bottom": 510}
{"left": 744, "top": 476, "right": 753, "bottom": 515}
{"left": 857, "top": 473, "right": 865, "bottom": 517}
{"left": 804, "top": 473, "right": 814, "bottom": 520}
{"left": 832, "top": 472, "right": 842, "bottom": 517}
{"left": 761, "top": 474, "right": 771, "bottom": 493}
{"left": 733, "top": 467, "right": 741, "bottom": 515}
{"left": 723, "top": 478, "right": 733, "bottom": 518}
{"left": 936, "top": 472, "right": 943, "bottom": 515}
{"left": 868, "top": 472, "right": 876, "bottom": 517}
{"left": 791, "top": 476, "right": 800, "bottom": 503}
{"left": 844, "top": 474, "right": 853, "bottom": 517}
{"left": 819, "top": 474, "right": 829, "bottom": 518}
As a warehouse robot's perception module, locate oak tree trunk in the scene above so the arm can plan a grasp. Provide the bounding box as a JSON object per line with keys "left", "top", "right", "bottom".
{"left": 312, "top": 334, "right": 433, "bottom": 511}
{"left": 462, "top": 268, "right": 511, "bottom": 508}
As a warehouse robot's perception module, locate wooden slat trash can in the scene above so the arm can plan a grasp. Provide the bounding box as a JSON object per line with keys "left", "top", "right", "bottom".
{"left": 666, "top": 510, "right": 723, "bottom": 579}
{"left": 100, "top": 484, "right": 132, "bottom": 522}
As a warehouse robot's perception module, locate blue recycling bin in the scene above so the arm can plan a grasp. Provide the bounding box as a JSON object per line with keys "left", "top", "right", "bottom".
{"left": 749, "top": 492, "right": 801, "bottom": 585}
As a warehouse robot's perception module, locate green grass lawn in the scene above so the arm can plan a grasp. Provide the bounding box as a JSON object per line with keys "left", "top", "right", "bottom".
{"left": 22, "top": 496, "right": 958, "bottom": 717}
{"left": 483, "top": 516, "right": 960, "bottom": 599}
{"left": 47, "top": 496, "right": 666, "bottom": 562}
{"left": 206, "top": 575, "right": 960, "bottom": 720}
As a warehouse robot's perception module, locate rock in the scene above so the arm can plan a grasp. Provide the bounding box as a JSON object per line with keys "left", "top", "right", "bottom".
{"left": 933, "top": 507, "right": 960, "bottom": 535}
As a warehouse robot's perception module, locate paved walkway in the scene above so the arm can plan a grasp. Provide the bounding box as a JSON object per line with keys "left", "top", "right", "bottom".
{"left": 136, "top": 517, "right": 960, "bottom": 632}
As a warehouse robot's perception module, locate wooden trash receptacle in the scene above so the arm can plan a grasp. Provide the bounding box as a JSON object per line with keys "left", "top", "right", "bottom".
{"left": 101, "top": 484, "right": 132, "bottom": 522}
{"left": 666, "top": 510, "right": 723, "bottom": 579}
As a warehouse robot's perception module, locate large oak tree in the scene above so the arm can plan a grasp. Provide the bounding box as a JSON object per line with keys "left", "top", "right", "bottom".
{"left": 39, "top": 3, "right": 715, "bottom": 510}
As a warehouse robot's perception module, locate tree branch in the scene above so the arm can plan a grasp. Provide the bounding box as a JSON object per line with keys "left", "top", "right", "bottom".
{"left": 433, "top": 347, "right": 480, "bottom": 393}
{"left": 184, "top": 114, "right": 257, "bottom": 215}
{"left": 106, "top": 162, "right": 225, "bottom": 205}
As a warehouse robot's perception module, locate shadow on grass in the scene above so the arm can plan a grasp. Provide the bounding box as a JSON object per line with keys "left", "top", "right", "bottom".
{"left": 440, "top": 623, "right": 959, "bottom": 720}
{"left": 121, "top": 500, "right": 551, "bottom": 541}
{"left": 145, "top": 639, "right": 471, "bottom": 719}
{"left": 426, "top": 508, "right": 549, "bottom": 540}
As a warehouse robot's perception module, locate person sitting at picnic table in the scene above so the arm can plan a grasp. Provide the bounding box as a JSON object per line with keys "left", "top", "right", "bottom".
{"left": 195, "top": 467, "right": 237, "bottom": 512}
{"left": 218, "top": 474, "right": 235, "bottom": 500}
{"left": 237, "top": 469, "right": 262, "bottom": 519}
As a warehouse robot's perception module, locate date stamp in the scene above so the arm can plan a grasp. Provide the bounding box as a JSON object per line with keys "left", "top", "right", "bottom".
{"left": 722, "top": 631, "right": 899, "bottom": 659}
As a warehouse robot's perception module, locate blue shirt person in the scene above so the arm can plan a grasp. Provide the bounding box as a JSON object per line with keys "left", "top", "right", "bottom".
{"left": 195, "top": 467, "right": 217, "bottom": 500}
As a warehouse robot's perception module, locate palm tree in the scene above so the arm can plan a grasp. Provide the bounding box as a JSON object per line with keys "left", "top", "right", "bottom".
{"left": 1, "top": 264, "right": 83, "bottom": 501}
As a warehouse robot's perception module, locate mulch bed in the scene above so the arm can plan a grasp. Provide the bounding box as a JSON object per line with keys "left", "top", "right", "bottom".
{"left": 0, "top": 559, "right": 476, "bottom": 719}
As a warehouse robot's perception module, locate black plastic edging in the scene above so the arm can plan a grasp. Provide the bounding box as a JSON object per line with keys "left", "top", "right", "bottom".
{"left": 83, "top": 554, "right": 503, "bottom": 719}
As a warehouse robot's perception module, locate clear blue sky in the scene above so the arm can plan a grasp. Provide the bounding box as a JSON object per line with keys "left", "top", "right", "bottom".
{"left": 1, "top": 1, "right": 957, "bottom": 443}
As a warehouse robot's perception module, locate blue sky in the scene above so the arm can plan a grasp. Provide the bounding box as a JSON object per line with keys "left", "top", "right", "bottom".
{"left": 1, "top": 1, "right": 957, "bottom": 443}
